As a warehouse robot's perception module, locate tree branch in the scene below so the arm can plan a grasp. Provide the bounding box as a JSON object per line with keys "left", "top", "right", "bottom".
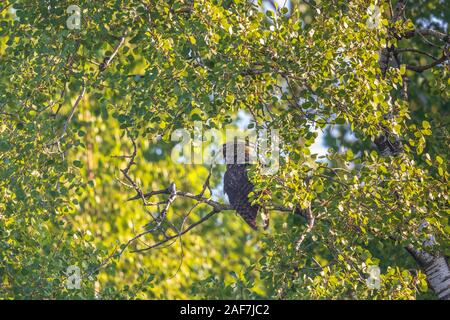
{"left": 128, "top": 187, "right": 232, "bottom": 212}
{"left": 295, "top": 206, "right": 315, "bottom": 251}
{"left": 58, "top": 83, "right": 86, "bottom": 141}
{"left": 99, "top": 36, "right": 126, "bottom": 72}
{"left": 395, "top": 48, "right": 440, "bottom": 61}
{"left": 405, "top": 53, "right": 448, "bottom": 73}
{"left": 403, "top": 28, "right": 450, "bottom": 44}
{"left": 131, "top": 209, "right": 220, "bottom": 253}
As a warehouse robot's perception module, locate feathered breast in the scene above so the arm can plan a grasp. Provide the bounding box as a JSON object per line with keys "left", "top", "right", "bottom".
{"left": 224, "top": 164, "right": 259, "bottom": 230}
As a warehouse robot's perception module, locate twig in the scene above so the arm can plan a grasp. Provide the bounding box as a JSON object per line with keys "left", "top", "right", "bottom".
{"left": 405, "top": 53, "right": 448, "bottom": 73}
{"left": 131, "top": 209, "right": 220, "bottom": 253}
{"left": 119, "top": 131, "right": 149, "bottom": 207}
{"left": 159, "top": 182, "right": 177, "bottom": 220}
{"left": 0, "top": 2, "right": 13, "bottom": 14}
{"left": 403, "top": 28, "right": 450, "bottom": 44}
{"left": 59, "top": 84, "right": 86, "bottom": 140}
{"left": 198, "top": 168, "right": 212, "bottom": 198}
{"left": 395, "top": 48, "right": 439, "bottom": 61}
{"left": 295, "top": 206, "right": 315, "bottom": 251}
{"left": 99, "top": 36, "right": 126, "bottom": 72}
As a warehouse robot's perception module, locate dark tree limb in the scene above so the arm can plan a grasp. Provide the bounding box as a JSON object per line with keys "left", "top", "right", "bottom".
{"left": 405, "top": 53, "right": 449, "bottom": 73}
{"left": 403, "top": 28, "right": 450, "bottom": 44}
{"left": 395, "top": 48, "right": 440, "bottom": 61}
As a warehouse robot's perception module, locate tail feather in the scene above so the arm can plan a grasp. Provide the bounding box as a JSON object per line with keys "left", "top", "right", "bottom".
{"left": 235, "top": 202, "right": 258, "bottom": 230}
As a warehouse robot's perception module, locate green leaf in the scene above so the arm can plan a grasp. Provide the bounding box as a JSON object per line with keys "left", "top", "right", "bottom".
{"left": 73, "top": 160, "right": 83, "bottom": 168}
{"left": 400, "top": 64, "right": 406, "bottom": 75}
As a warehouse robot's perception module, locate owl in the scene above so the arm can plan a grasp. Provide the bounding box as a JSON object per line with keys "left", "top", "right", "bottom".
{"left": 222, "top": 141, "right": 308, "bottom": 230}
{"left": 222, "top": 141, "right": 261, "bottom": 230}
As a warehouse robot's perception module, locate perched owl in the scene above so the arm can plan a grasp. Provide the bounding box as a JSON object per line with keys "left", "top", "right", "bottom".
{"left": 223, "top": 141, "right": 260, "bottom": 230}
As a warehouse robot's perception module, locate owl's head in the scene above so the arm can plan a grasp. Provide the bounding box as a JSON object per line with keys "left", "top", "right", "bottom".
{"left": 222, "top": 140, "right": 254, "bottom": 165}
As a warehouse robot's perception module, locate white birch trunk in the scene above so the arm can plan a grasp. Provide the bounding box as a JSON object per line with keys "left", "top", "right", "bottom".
{"left": 407, "top": 245, "right": 450, "bottom": 300}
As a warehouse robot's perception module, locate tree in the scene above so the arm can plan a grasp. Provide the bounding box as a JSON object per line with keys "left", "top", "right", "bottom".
{"left": 0, "top": 0, "right": 448, "bottom": 299}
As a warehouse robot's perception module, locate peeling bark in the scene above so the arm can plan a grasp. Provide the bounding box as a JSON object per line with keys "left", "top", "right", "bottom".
{"left": 406, "top": 245, "right": 450, "bottom": 300}
{"left": 374, "top": 133, "right": 403, "bottom": 157}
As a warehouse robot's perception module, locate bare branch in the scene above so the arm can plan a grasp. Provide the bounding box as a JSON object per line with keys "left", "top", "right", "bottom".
{"left": 131, "top": 209, "right": 220, "bottom": 253}
{"left": 198, "top": 168, "right": 212, "bottom": 198}
{"left": 392, "top": 0, "right": 407, "bottom": 22}
{"left": 99, "top": 36, "right": 126, "bottom": 72}
{"left": 403, "top": 28, "right": 450, "bottom": 44}
{"left": 0, "top": 2, "right": 13, "bottom": 14}
{"left": 129, "top": 187, "right": 232, "bottom": 212}
{"left": 395, "top": 48, "right": 440, "bottom": 61}
{"left": 119, "top": 132, "right": 149, "bottom": 207}
{"left": 405, "top": 53, "right": 448, "bottom": 73}
{"left": 295, "top": 206, "right": 315, "bottom": 251}
{"left": 159, "top": 182, "right": 177, "bottom": 220}
{"left": 58, "top": 83, "right": 86, "bottom": 141}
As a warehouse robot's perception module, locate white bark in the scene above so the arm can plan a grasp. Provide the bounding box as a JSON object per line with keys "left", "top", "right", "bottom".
{"left": 407, "top": 245, "right": 450, "bottom": 300}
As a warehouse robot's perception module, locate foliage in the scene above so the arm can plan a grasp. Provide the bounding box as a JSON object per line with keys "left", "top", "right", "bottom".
{"left": 0, "top": 0, "right": 448, "bottom": 299}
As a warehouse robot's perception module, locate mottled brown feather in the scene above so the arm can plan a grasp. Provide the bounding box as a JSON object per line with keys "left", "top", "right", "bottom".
{"left": 224, "top": 163, "right": 259, "bottom": 230}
